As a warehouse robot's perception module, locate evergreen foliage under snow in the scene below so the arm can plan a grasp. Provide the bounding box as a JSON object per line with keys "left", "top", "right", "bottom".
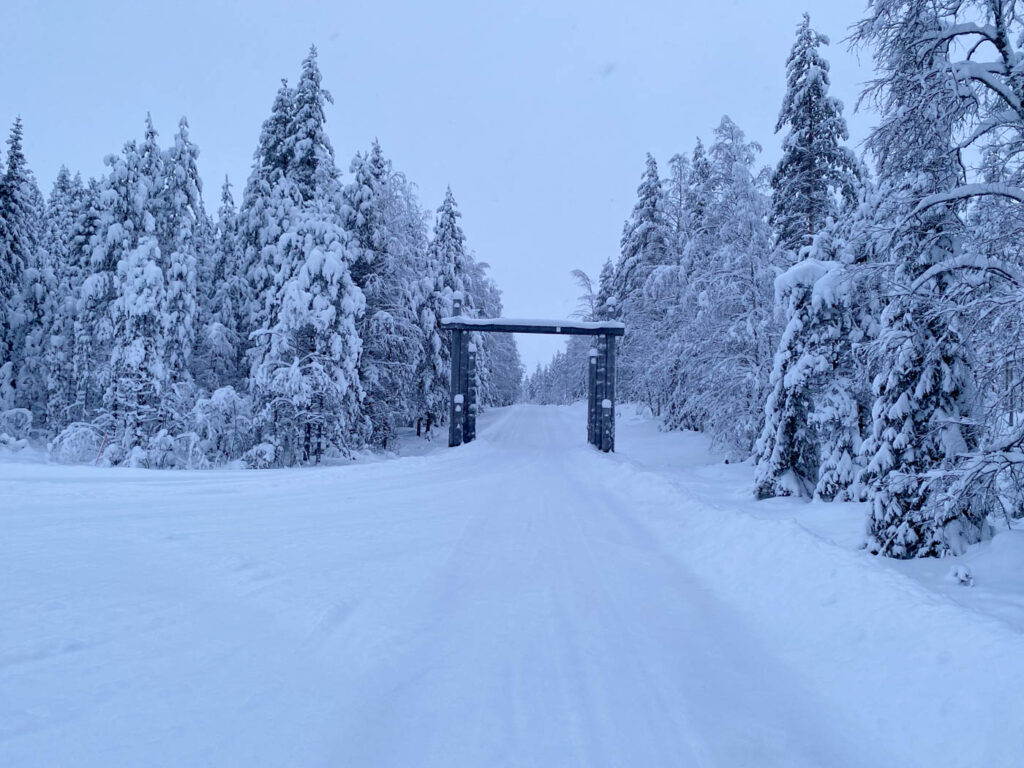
{"left": 0, "top": 49, "right": 521, "bottom": 468}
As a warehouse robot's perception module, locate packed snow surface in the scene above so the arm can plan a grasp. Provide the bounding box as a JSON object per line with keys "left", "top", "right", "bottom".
{"left": 3, "top": 404, "right": 1024, "bottom": 767}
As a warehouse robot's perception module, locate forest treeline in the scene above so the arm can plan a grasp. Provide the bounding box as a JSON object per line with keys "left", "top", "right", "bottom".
{"left": 526, "top": 3, "right": 1024, "bottom": 559}
{"left": 0, "top": 48, "right": 522, "bottom": 467}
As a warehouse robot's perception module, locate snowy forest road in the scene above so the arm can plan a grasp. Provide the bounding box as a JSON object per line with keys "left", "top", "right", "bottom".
{"left": 331, "top": 405, "right": 854, "bottom": 767}
{"left": 3, "top": 405, "right": 1023, "bottom": 767}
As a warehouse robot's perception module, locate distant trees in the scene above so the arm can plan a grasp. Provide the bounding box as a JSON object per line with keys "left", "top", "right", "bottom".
{"left": 0, "top": 47, "right": 522, "bottom": 466}
{"left": 547, "top": 115, "right": 775, "bottom": 457}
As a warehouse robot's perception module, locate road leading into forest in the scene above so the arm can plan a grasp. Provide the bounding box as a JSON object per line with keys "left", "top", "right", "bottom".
{"left": 4, "top": 405, "right": 1023, "bottom": 767}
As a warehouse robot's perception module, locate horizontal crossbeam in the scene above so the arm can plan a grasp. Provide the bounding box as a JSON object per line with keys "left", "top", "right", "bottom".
{"left": 440, "top": 316, "right": 625, "bottom": 336}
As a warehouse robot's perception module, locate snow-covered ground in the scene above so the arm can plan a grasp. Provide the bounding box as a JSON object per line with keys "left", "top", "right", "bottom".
{"left": 3, "top": 403, "right": 1023, "bottom": 767}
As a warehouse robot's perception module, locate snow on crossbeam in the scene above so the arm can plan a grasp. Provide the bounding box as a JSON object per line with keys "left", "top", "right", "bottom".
{"left": 440, "top": 316, "right": 625, "bottom": 336}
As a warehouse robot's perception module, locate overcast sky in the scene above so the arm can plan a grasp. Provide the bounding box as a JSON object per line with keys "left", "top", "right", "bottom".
{"left": 1, "top": 0, "right": 875, "bottom": 370}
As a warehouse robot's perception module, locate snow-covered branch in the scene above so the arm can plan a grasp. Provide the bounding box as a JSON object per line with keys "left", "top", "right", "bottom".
{"left": 909, "top": 254, "right": 1024, "bottom": 294}
{"left": 913, "top": 183, "right": 1024, "bottom": 214}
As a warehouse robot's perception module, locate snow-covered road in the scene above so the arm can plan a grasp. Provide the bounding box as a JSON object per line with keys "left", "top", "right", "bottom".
{"left": 3, "top": 405, "right": 1023, "bottom": 767}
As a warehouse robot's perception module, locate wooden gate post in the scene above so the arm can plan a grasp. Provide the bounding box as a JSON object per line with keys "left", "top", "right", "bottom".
{"left": 601, "top": 334, "right": 616, "bottom": 452}
{"left": 588, "top": 347, "right": 598, "bottom": 445}
{"left": 595, "top": 335, "right": 607, "bottom": 450}
{"left": 452, "top": 393, "right": 465, "bottom": 447}
{"left": 466, "top": 341, "right": 477, "bottom": 443}
{"left": 459, "top": 330, "right": 470, "bottom": 441}
{"left": 448, "top": 296, "right": 464, "bottom": 447}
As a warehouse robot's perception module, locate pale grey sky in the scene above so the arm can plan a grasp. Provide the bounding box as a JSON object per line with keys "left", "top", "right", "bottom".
{"left": 1, "top": 0, "right": 873, "bottom": 370}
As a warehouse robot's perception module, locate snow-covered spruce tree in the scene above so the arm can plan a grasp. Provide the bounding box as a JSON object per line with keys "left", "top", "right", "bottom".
{"left": 253, "top": 81, "right": 294, "bottom": 188}
{"left": 752, "top": 228, "right": 872, "bottom": 501}
{"left": 852, "top": 3, "right": 985, "bottom": 557}
{"left": 244, "top": 50, "right": 364, "bottom": 464}
{"left": 414, "top": 266, "right": 448, "bottom": 434}
{"left": 0, "top": 122, "right": 25, "bottom": 409}
{"left": 615, "top": 155, "right": 672, "bottom": 307}
{"left": 807, "top": 188, "right": 887, "bottom": 503}
{"left": 285, "top": 46, "right": 338, "bottom": 204}
{"left": 632, "top": 154, "right": 698, "bottom": 420}
{"left": 248, "top": 181, "right": 364, "bottom": 465}
{"left": 101, "top": 139, "right": 169, "bottom": 462}
{"left": 685, "top": 137, "right": 712, "bottom": 240}
{"left": 158, "top": 117, "right": 203, "bottom": 403}
{"left": 43, "top": 168, "right": 85, "bottom": 431}
{"left": 69, "top": 178, "right": 109, "bottom": 423}
{"left": 753, "top": 14, "right": 862, "bottom": 498}
{"left": 243, "top": 49, "right": 340, "bottom": 328}
{"left": 15, "top": 202, "right": 55, "bottom": 429}
{"left": 139, "top": 114, "right": 165, "bottom": 203}
{"left": 594, "top": 258, "right": 615, "bottom": 321}
{"left": 238, "top": 78, "right": 296, "bottom": 368}
{"left": 0, "top": 119, "right": 48, "bottom": 423}
{"left": 0, "top": 142, "right": 9, "bottom": 410}
{"left": 612, "top": 154, "right": 672, "bottom": 403}
{"left": 770, "top": 13, "right": 860, "bottom": 263}
{"left": 651, "top": 152, "right": 695, "bottom": 417}
{"left": 755, "top": 258, "right": 834, "bottom": 499}
{"left": 344, "top": 141, "right": 424, "bottom": 448}
{"left": 416, "top": 187, "right": 472, "bottom": 431}
{"left": 195, "top": 176, "right": 245, "bottom": 391}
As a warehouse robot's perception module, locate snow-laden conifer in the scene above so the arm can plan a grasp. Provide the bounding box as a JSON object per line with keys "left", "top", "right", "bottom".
{"left": 853, "top": 3, "right": 985, "bottom": 557}
{"left": 159, "top": 117, "right": 203, "bottom": 395}
{"left": 416, "top": 187, "right": 472, "bottom": 430}
{"left": 42, "top": 168, "right": 85, "bottom": 430}
{"left": 249, "top": 180, "right": 364, "bottom": 465}
{"left": 344, "top": 141, "right": 425, "bottom": 448}
{"left": 770, "top": 14, "right": 860, "bottom": 262}
{"left": 195, "top": 176, "right": 245, "bottom": 390}
{"left": 0, "top": 119, "right": 45, "bottom": 413}
{"left": 286, "top": 46, "right": 337, "bottom": 204}
{"left": 1, "top": 120, "right": 48, "bottom": 422}
{"left": 69, "top": 178, "right": 109, "bottom": 422}
{"left": 101, "top": 139, "right": 169, "bottom": 461}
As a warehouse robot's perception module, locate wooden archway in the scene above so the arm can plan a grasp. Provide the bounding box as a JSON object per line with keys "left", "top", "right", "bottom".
{"left": 441, "top": 297, "right": 625, "bottom": 451}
